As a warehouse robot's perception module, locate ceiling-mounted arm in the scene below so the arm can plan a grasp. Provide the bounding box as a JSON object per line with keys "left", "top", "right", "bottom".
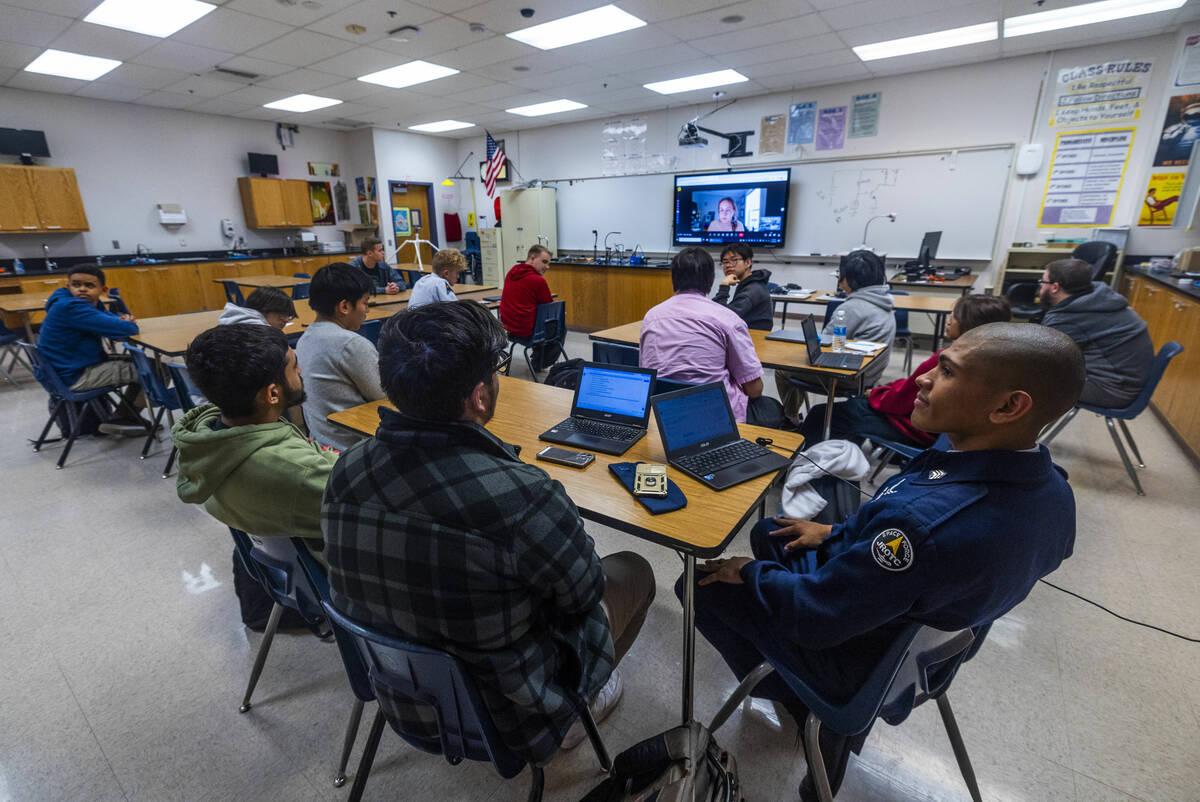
{"left": 676, "top": 98, "right": 753, "bottom": 158}
{"left": 695, "top": 125, "right": 755, "bottom": 159}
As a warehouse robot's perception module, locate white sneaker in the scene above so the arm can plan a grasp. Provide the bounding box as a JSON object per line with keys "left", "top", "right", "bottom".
{"left": 560, "top": 668, "right": 623, "bottom": 750}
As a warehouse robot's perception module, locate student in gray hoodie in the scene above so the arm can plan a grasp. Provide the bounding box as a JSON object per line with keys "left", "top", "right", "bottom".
{"left": 776, "top": 250, "right": 896, "bottom": 420}
{"left": 217, "top": 287, "right": 296, "bottom": 330}
{"left": 1039, "top": 258, "right": 1152, "bottom": 407}
{"left": 713, "top": 243, "right": 774, "bottom": 330}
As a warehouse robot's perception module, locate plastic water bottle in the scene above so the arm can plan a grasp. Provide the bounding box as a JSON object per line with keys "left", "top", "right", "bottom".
{"left": 832, "top": 308, "right": 847, "bottom": 353}
{"left": 13, "top": 257, "right": 24, "bottom": 275}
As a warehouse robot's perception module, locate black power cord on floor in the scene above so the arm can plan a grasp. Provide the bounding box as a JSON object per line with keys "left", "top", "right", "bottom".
{"left": 756, "top": 438, "right": 1200, "bottom": 643}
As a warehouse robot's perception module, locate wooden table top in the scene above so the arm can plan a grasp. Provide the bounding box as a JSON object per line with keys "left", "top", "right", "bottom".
{"left": 589, "top": 321, "right": 876, "bottom": 377}
{"left": 328, "top": 376, "right": 804, "bottom": 556}
{"left": 0, "top": 292, "right": 111, "bottom": 313}
{"left": 888, "top": 272, "right": 976, "bottom": 290}
{"left": 216, "top": 274, "right": 311, "bottom": 288}
{"left": 771, "top": 292, "right": 958, "bottom": 313}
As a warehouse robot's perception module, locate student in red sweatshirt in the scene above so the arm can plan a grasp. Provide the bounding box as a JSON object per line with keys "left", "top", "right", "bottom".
{"left": 799, "top": 294, "right": 1012, "bottom": 445}
{"left": 499, "top": 245, "right": 553, "bottom": 339}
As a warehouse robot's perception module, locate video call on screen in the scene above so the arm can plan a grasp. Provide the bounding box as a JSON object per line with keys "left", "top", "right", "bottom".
{"left": 577, "top": 368, "right": 652, "bottom": 418}
{"left": 673, "top": 169, "right": 790, "bottom": 247}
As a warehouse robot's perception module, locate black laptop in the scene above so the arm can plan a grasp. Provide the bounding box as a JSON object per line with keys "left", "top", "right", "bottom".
{"left": 766, "top": 314, "right": 863, "bottom": 370}
{"left": 539, "top": 363, "right": 657, "bottom": 455}
{"left": 651, "top": 382, "right": 791, "bottom": 491}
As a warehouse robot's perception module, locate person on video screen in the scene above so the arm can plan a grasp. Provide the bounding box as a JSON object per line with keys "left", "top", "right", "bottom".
{"left": 706, "top": 197, "right": 746, "bottom": 233}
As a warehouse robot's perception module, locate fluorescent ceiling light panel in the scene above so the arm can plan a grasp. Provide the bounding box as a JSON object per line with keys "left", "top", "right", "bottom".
{"left": 409, "top": 120, "right": 476, "bottom": 132}
{"left": 357, "top": 60, "right": 459, "bottom": 89}
{"left": 24, "top": 49, "right": 121, "bottom": 81}
{"left": 643, "top": 69, "right": 748, "bottom": 95}
{"left": 505, "top": 98, "right": 588, "bottom": 116}
{"left": 1004, "top": 0, "right": 1186, "bottom": 38}
{"left": 84, "top": 0, "right": 216, "bottom": 38}
{"left": 506, "top": 4, "right": 647, "bottom": 49}
{"left": 852, "top": 21, "right": 997, "bottom": 61}
{"left": 263, "top": 94, "right": 342, "bottom": 112}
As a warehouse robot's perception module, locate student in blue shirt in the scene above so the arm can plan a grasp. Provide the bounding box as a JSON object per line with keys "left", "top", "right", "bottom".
{"left": 686, "top": 322, "right": 1085, "bottom": 799}
{"left": 407, "top": 248, "right": 464, "bottom": 309}
{"left": 347, "top": 237, "right": 404, "bottom": 295}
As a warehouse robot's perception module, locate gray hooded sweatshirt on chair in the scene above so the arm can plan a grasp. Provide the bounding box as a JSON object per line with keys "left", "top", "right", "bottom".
{"left": 821, "top": 284, "right": 896, "bottom": 386}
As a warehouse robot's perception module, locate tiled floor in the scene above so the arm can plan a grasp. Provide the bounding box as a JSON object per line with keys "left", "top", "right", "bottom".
{"left": 2, "top": 330, "right": 1198, "bottom": 802}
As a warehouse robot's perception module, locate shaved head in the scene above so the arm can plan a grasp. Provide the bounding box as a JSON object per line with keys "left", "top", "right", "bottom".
{"left": 956, "top": 322, "right": 1085, "bottom": 427}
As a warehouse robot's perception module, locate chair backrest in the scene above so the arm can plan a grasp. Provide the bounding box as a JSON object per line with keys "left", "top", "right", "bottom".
{"left": 18, "top": 341, "right": 70, "bottom": 397}
{"left": 652, "top": 376, "right": 696, "bottom": 396}
{"left": 165, "top": 363, "right": 203, "bottom": 412}
{"left": 292, "top": 273, "right": 311, "bottom": 300}
{"left": 823, "top": 298, "right": 844, "bottom": 325}
{"left": 358, "top": 319, "right": 383, "bottom": 346}
{"left": 1071, "top": 241, "right": 1118, "bottom": 283}
{"left": 592, "top": 341, "right": 640, "bottom": 366}
{"left": 320, "top": 601, "right": 527, "bottom": 779}
{"left": 1080, "top": 341, "right": 1183, "bottom": 417}
{"left": 888, "top": 289, "right": 910, "bottom": 335}
{"left": 105, "top": 287, "right": 131, "bottom": 316}
{"left": 531, "top": 300, "right": 566, "bottom": 345}
{"left": 464, "top": 231, "right": 481, "bottom": 252}
{"left": 123, "top": 344, "right": 178, "bottom": 409}
{"left": 402, "top": 269, "right": 423, "bottom": 286}
{"left": 228, "top": 528, "right": 325, "bottom": 624}
{"left": 221, "top": 280, "right": 245, "bottom": 306}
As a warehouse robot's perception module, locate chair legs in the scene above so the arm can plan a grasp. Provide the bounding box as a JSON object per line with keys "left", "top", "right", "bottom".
{"left": 33, "top": 398, "right": 63, "bottom": 452}
{"left": 141, "top": 404, "right": 167, "bottom": 459}
{"left": 239, "top": 602, "right": 284, "bottom": 713}
{"left": 161, "top": 408, "right": 177, "bottom": 478}
{"left": 1104, "top": 417, "right": 1145, "bottom": 496}
{"left": 803, "top": 714, "right": 835, "bottom": 802}
{"left": 577, "top": 704, "right": 612, "bottom": 772}
{"left": 1038, "top": 407, "right": 1078, "bottom": 445}
{"left": 348, "top": 708, "right": 387, "bottom": 802}
{"left": 709, "top": 661, "right": 775, "bottom": 734}
{"left": 935, "top": 694, "right": 982, "bottom": 802}
{"left": 527, "top": 765, "right": 545, "bottom": 802}
{"left": 335, "top": 698, "right": 366, "bottom": 787}
{"left": 1116, "top": 418, "right": 1144, "bottom": 467}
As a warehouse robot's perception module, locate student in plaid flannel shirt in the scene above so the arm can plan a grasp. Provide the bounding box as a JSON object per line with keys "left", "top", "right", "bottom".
{"left": 321, "top": 301, "right": 655, "bottom": 765}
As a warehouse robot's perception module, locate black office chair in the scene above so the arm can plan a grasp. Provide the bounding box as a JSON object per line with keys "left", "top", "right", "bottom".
{"left": 1004, "top": 281, "right": 1043, "bottom": 321}
{"left": 1072, "top": 241, "right": 1118, "bottom": 284}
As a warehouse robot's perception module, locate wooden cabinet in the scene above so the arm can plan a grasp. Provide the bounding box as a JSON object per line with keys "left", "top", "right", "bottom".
{"left": 237, "top": 177, "right": 313, "bottom": 229}
{"left": 0, "top": 165, "right": 89, "bottom": 233}
{"left": 273, "top": 255, "right": 326, "bottom": 277}
{"left": 106, "top": 266, "right": 160, "bottom": 318}
{"left": 997, "top": 246, "right": 1123, "bottom": 294}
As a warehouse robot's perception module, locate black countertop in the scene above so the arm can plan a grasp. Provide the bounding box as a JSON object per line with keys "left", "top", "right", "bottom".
{"left": 1125, "top": 264, "right": 1200, "bottom": 303}
{"left": 0, "top": 248, "right": 345, "bottom": 278}
{"left": 551, "top": 258, "right": 671, "bottom": 270}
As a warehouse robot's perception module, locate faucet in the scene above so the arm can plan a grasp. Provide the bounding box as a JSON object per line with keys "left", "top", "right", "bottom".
{"left": 603, "top": 231, "right": 621, "bottom": 264}
{"left": 42, "top": 243, "right": 57, "bottom": 270}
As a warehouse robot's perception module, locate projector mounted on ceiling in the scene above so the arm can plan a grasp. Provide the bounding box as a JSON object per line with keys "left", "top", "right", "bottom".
{"left": 676, "top": 99, "right": 754, "bottom": 158}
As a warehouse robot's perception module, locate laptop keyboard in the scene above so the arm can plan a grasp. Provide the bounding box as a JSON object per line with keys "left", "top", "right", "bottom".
{"left": 555, "top": 417, "right": 642, "bottom": 441}
{"left": 676, "top": 439, "right": 771, "bottom": 476}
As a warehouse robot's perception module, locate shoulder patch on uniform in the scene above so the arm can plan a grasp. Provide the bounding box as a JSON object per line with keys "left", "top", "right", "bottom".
{"left": 927, "top": 468, "right": 947, "bottom": 480}
{"left": 871, "top": 528, "right": 914, "bottom": 572}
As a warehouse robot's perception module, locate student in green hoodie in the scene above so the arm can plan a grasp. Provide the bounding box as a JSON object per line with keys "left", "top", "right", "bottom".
{"left": 172, "top": 323, "right": 339, "bottom": 559}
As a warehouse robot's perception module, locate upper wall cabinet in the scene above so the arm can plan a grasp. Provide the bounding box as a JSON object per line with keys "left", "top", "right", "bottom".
{"left": 237, "top": 177, "right": 314, "bottom": 229}
{"left": 0, "top": 166, "right": 89, "bottom": 233}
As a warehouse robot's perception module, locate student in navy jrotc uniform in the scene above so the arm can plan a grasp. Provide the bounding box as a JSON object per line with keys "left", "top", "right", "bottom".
{"left": 686, "top": 322, "right": 1085, "bottom": 799}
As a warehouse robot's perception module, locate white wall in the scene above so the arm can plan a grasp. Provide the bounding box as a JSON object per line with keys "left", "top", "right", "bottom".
{"left": 369, "top": 128, "right": 459, "bottom": 261}
{"left": 0, "top": 88, "right": 362, "bottom": 261}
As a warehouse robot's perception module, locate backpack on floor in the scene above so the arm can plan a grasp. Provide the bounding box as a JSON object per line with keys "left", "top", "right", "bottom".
{"left": 530, "top": 340, "right": 565, "bottom": 372}
{"left": 544, "top": 358, "right": 585, "bottom": 390}
{"left": 579, "top": 722, "right": 743, "bottom": 802}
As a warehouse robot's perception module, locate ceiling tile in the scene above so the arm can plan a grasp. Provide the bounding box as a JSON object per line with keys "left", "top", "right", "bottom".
{"left": 720, "top": 33, "right": 847, "bottom": 69}
{"left": 1, "top": 0, "right": 97, "bottom": 14}
{"left": 438, "top": 35, "right": 536, "bottom": 70}
{"left": 318, "top": 77, "right": 392, "bottom": 101}
{"left": 453, "top": 0, "right": 609, "bottom": 34}
{"left": 97, "top": 63, "right": 192, "bottom": 90}
{"left": 617, "top": 56, "right": 727, "bottom": 87}
{"left": 404, "top": 71, "right": 498, "bottom": 97}
{"left": 221, "top": 84, "right": 296, "bottom": 106}
{"left": 819, "top": 0, "right": 970, "bottom": 31}
{"left": 214, "top": 55, "right": 294, "bottom": 79}
{"left": 739, "top": 47, "right": 861, "bottom": 79}
{"left": 48, "top": 21, "right": 158, "bottom": 62}
{"left": 756, "top": 60, "right": 867, "bottom": 89}
{"left": 617, "top": 0, "right": 737, "bottom": 24}
{"left": 0, "top": 67, "right": 14, "bottom": 84}
{"left": 302, "top": 0, "right": 444, "bottom": 43}
{"left": 225, "top": 0, "right": 360, "bottom": 26}
{"left": 161, "top": 74, "right": 249, "bottom": 99}
{"left": 692, "top": 13, "right": 833, "bottom": 55}
{"left": 443, "top": 81, "right": 530, "bottom": 105}
{"left": 74, "top": 81, "right": 149, "bottom": 102}
{"left": 665, "top": 0, "right": 819, "bottom": 40}
{"left": 0, "top": 6, "right": 74, "bottom": 47}
{"left": 230, "top": 106, "right": 287, "bottom": 120}
{"left": 367, "top": 16, "right": 490, "bottom": 60}
{"left": 0, "top": 41, "right": 42, "bottom": 70}
{"left": 187, "top": 96, "right": 257, "bottom": 116}
{"left": 838, "top": 1, "right": 998, "bottom": 46}
{"left": 135, "top": 90, "right": 203, "bottom": 109}
{"left": 256, "top": 67, "right": 343, "bottom": 92}
{"left": 510, "top": 68, "right": 632, "bottom": 92}
{"left": 408, "top": 0, "right": 479, "bottom": 13}
{"left": 546, "top": 26, "right": 681, "bottom": 64}
{"left": 133, "top": 41, "right": 236, "bottom": 73}
{"left": 486, "top": 49, "right": 580, "bottom": 75}
{"left": 6, "top": 70, "right": 86, "bottom": 94}
{"left": 861, "top": 40, "right": 1002, "bottom": 75}
{"left": 306, "top": 46, "right": 403, "bottom": 78}
{"left": 245, "top": 30, "right": 357, "bottom": 67}
{"left": 171, "top": 8, "right": 295, "bottom": 53}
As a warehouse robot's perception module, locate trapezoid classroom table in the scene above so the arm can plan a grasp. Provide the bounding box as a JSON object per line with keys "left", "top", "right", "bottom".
{"left": 0, "top": 291, "right": 111, "bottom": 342}
{"left": 771, "top": 292, "right": 959, "bottom": 351}
{"left": 588, "top": 321, "right": 877, "bottom": 440}
{"left": 887, "top": 271, "right": 977, "bottom": 297}
{"left": 327, "top": 375, "right": 805, "bottom": 727}
{"left": 214, "top": 274, "right": 311, "bottom": 291}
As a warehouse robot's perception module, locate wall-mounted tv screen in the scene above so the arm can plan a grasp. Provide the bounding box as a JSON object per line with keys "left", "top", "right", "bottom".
{"left": 673, "top": 168, "right": 791, "bottom": 247}
{"left": 0, "top": 128, "right": 51, "bottom": 158}
{"left": 248, "top": 152, "right": 279, "bottom": 176}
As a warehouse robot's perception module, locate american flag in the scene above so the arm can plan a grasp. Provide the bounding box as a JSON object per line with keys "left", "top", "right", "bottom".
{"left": 484, "top": 131, "right": 506, "bottom": 198}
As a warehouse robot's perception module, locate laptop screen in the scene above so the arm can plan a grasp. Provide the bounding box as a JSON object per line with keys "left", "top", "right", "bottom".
{"left": 801, "top": 314, "right": 823, "bottom": 363}
{"left": 655, "top": 384, "right": 738, "bottom": 452}
{"left": 575, "top": 366, "right": 654, "bottom": 420}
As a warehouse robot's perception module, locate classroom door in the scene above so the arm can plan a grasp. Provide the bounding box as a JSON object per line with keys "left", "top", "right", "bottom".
{"left": 390, "top": 184, "right": 434, "bottom": 267}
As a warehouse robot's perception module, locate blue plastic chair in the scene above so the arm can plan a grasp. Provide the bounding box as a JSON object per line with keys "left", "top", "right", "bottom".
{"left": 124, "top": 344, "right": 183, "bottom": 476}
{"left": 292, "top": 273, "right": 311, "bottom": 300}
{"left": 709, "top": 621, "right": 985, "bottom": 802}
{"left": 507, "top": 300, "right": 567, "bottom": 380}
{"left": 0, "top": 320, "right": 29, "bottom": 385}
{"left": 652, "top": 376, "right": 697, "bottom": 396}
{"left": 592, "top": 341, "right": 640, "bottom": 366}
{"left": 221, "top": 280, "right": 245, "bottom": 306}
{"left": 464, "top": 231, "right": 482, "bottom": 282}
{"left": 1039, "top": 341, "right": 1183, "bottom": 495}
{"left": 889, "top": 289, "right": 913, "bottom": 374}
{"left": 863, "top": 433, "right": 950, "bottom": 485}
{"left": 165, "top": 363, "right": 205, "bottom": 413}
{"left": 104, "top": 287, "right": 132, "bottom": 316}
{"left": 18, "top": 341, "right": 142, "bottom": 469}
{"left": 321, "top": 600, "right": 611, "bottom": 802}
{"left": 357, "top": 319, "right": 382, "bottom": 346}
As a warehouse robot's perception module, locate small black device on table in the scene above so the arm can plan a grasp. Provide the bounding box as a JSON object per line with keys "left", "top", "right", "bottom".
{"left": 536, "top": 446, "right": 595, "bottom": 468}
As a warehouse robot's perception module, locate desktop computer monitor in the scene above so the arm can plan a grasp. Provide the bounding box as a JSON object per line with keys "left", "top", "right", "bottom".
{"left": 917, "top": 231, "right": 942, "bottom": 269}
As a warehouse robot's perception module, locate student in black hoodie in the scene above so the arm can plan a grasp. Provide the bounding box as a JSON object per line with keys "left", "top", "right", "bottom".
{"left": 713, "top": 243, "right": 773, "bottom": 330}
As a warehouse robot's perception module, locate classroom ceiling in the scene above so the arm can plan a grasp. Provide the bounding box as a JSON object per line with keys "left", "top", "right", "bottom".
{"left": 1, "top": 0, "right": 1197, "bottom": 136}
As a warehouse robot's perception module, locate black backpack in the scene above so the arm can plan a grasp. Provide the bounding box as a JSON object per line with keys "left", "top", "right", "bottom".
{"left": 543, "top": 357, "right": 585, "bottom": 389}
{"left": 580, "top": 722, "right": 742, "bottom": 802}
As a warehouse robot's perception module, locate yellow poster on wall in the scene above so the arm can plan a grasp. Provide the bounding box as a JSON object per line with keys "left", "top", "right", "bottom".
{"left": 1138, "top": 171, "right": 1186, "bottom": 226}
{"left": 1039, "top": 128, "right": 1135, "bottom": 227}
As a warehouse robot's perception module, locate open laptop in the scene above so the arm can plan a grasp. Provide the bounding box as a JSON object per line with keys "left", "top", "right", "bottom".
{"left": 652, "top": 382, "right": 791, "bottom": 491}
{"left": 766, "top": 314, "right": 863, "bottom": 370}
{"left": 539, "top": 363, "right": 657, "bottom": 455}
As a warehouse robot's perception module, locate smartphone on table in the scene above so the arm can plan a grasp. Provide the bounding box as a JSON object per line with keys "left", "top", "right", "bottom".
{"left": 536, "top": 446, "right": 595, "bottom": 469}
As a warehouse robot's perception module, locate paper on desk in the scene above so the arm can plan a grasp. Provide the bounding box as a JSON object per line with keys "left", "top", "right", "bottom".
{"left": 786, "top": 290, "right": 813, "bottom": 298}
{"left": 844, "top": 340, "right": 886, "bottom": 354}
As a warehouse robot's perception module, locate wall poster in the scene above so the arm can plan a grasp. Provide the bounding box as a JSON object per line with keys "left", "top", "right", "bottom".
{"left": 393, "top": 207, "right": 411, "bottom": 237}
{"left": 816, "top": 106, "right": 846, "bottom": 151}
{"left": 1049, "top": 60, "right": 1153, "bottom": 128}
{"left": 759, "top": 114, "right": 786, "bottom": 153}
{"left": 849, "top": 92, "right": 881, "bottom": 138}
{"left": 1153, "top": 93, "right": 1200, "bottom": 166}
{"left": 1039, "top": 128, "right": 1134, "bottom": 227}
{"left": 308, "top": 181, "right": 335, "bottom": 225}
{"left": 1138, "top": 171, "right": 1186, "bottom": 226}
{"left": 787, "top": 101, "right": 816, "bottom": 146}
{"left": 1175, "top": 33, "right": 1200, "bottom": 87}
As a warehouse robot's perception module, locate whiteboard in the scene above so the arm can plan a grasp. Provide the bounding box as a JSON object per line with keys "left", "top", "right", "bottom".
{"left": 553, "top": 147, "right": 1014, "bottom": 260}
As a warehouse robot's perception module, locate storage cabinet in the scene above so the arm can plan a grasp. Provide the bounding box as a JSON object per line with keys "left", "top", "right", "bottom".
{"left": 237, "top": 177, "right": 313, "bottom": 229}
{"left": 480, "top": 227, "right": 504, "bottom": 288}
{"left": 996, "top": 246, "right": 1122, "bottom": 295}
{"left": 498, "top": 187, "right": 556, "bottom": 274}
{"left": 0, "top": 165, "right": 89, "bottom": 233}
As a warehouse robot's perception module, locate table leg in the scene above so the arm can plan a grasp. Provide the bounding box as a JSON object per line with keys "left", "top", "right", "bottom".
{"left": 21, "top": 312, "right": 35, "bottom": 343}
{"left": 681, "top": 553, "right": 696, "bottom": 726}
{"left": 930, "top": 312, "right": 944, "bottom": 352}
{"left": 822, "top": 376, "right": 838, "bottom": 441}
{"left": 780, "top": 301, "right": 789, "bottom": 329}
